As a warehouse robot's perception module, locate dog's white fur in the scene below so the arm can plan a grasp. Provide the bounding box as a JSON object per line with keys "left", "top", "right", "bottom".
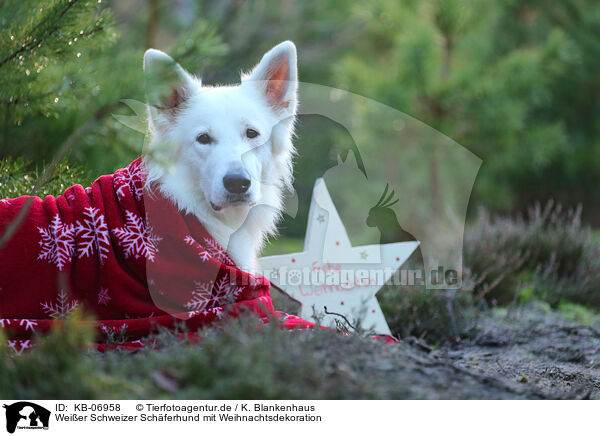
{"left": 142, "top": 41, "right": 298, "bottom": 272}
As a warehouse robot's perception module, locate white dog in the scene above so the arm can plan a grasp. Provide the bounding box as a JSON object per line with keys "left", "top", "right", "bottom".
{"left": 143, "top": 41, "right": 298, "bottom": 272}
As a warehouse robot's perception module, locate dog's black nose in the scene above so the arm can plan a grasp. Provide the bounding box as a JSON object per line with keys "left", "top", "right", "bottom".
{"left": 223, "top": 173, "right": 251, "bottom": 194}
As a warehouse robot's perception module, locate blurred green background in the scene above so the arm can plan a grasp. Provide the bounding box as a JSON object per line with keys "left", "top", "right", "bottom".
{"left": 1, "top": 0, "right": 599, "bottom": 237}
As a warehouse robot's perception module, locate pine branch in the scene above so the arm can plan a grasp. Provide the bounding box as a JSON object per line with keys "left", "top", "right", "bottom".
{"left": 0, "top": 101, "right": 117, "bottom": 250}
{"left": 0, "top": 91, "right": 53, "bottom": 106}
{"left": 0, "top": 0, "right": 79, "bottom": 68}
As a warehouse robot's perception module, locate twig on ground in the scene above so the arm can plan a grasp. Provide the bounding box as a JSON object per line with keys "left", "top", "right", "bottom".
{"left": 324, "top": 306, "right": 356, "bottom": 331}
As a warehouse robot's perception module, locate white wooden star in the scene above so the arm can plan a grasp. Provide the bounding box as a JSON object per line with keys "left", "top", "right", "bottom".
{"left": 259, "top": 178, "right": 419, "bottom": 334}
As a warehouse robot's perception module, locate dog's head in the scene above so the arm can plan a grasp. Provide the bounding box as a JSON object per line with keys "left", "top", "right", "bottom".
{"left": 143, "top": 41, "right": 298, "bottom": 215}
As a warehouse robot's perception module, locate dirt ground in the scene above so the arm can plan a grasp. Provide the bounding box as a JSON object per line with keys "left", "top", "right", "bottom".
{"left": 270, "top": 291, "right": 599, "bottom": 399}
{"left": 410, "top": 304, "right": 600, "bottom": 399}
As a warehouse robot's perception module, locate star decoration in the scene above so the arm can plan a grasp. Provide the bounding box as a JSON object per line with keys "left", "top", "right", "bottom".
{"left": 259, "top": 178, "right": 419, "bottom": 334}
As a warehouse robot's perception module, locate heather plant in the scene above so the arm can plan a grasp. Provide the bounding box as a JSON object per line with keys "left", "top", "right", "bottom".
{"left": 380, "top": 285, "right": 478, "bottom": 344}
{"left": 464, "top": 201, "right": 600, "bottom": 308}
{"left": 378, "top": 201, "right": 600, "bottom": 344}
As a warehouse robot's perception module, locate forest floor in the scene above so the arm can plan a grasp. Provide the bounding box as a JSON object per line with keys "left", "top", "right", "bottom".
{"left": 419, "top": 303, "right": 600, "bottom": 399}
{"left": 270, "top": 289, "right": 600, "bottom": 399}
{"left": 2, "top": 301, "right": 599, "bottom": 399}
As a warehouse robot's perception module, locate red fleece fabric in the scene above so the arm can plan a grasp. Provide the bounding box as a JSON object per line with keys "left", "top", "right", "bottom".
{"left": 0, "top": 157, "right": 316, "bottom": 354}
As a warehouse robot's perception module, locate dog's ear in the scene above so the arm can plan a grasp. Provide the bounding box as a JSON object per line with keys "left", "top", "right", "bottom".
{"left": 143, "top": 49, "right": 195, "bottom": 113}
{"left": 244, "top": 41, "right": 298, "bottom": 114}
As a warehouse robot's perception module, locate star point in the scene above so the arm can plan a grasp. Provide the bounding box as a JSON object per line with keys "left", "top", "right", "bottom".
{"left": 259, "top": 178, "right": 419, "bottom": 335}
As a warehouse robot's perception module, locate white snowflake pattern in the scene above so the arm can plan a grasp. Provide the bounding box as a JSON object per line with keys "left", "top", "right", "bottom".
{"left": 182, "top": 310, "right": 201, "bottom": 319}
{"left": 185, "top": 281, "right": 214, "bottom": 311}
{"left": 7, "top": 339, "right": 32, "bottom": 355}
{"left": 203, "top": 237, "right": 234, "bottom": 264}
{"left": 257, "top": 295, "right": 271, "bottom": 306}
{"left": 19, "top": 319, "right": 38, "bottom": 332}
{"left": 114, "top": 161, "right": 146, "bottom": 200}
{"left": 40, "top": 290, "right": 79, "bottom": 320}
{"left": 212, "top": 274, "right": 243, "bottom": 297}
{"left": 183, "top": 306, "right": 224, "bottom": 320}
{"left": 184, "top": 234, "right": 211, "bottom": 261}
{"left": 75, "top": 207, "right": 111, "bottom": 264}
{"left": 204, "top": 306, "right": 225, "bottom": 319}
{"left": 198, "top": 248, "right": 211, "bottom": 261}
{"left": 37, "top": 214, "right": 75, "bottom": 271}
{"left": 129, "top": 339, "right": 145, "bottom": 348}
{"left": 98, "top": 322, "right": 126, "bottom": 335}
{"left": 97, "top": 288, "right": 111, "bottom": 306}
{"left": 0, "top": 319, "right": 37, "bottom": 332}
{"left": 0, "top": 199, "right": 11, "bottom": 206}
{"left": 112, "top": 210, "right": 162, "bottom": 262}
{"left": 185, "top": 275, "right": 242, "bottom": 312}
{"left": 187, "top": 307, "right": 225, "bottom": 319}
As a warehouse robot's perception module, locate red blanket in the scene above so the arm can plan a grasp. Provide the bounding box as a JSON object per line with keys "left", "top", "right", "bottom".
{"left": 0, "top": 157, "right": 315, "bottom": 354}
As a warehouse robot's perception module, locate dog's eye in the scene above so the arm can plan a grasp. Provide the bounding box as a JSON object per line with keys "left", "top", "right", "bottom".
{"left": 196, "top": 133, "right": 214, "bottom": 144}
{"left": 246, "top": 128, "right": 259, "bottom": 139}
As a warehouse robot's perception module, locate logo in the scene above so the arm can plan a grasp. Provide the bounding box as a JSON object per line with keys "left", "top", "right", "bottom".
{"left": 2, "top": 402, "right": 50, "bottom": 434}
